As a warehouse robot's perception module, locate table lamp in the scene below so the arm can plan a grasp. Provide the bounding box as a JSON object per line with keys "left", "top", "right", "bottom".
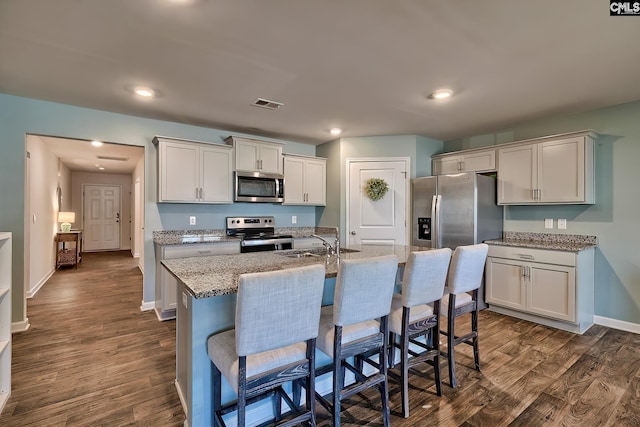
{"left": 58, "top": 212, "right": 75, "bottom": 232}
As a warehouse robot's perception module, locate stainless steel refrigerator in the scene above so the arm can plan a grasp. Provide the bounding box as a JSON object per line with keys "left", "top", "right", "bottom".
{"left": 412, "top": 173, "right": 503, "bottom": 249}
{"left": 412, "top": 173, "right": 503, "bottom": 308}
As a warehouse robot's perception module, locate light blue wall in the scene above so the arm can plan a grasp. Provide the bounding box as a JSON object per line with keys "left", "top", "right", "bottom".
{"left": 444, "top": 100, "right": 640, "bottom": 325}
{"left": 315, "top": 138, "right": 341, "bottom": 229}
{"left": 0, "top": 94, "right": 316, "bottom": 323}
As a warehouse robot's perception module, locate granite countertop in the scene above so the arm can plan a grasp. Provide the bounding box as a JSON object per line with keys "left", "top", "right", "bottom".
{"left": 153, "top": 226, "right": 338, "bottom": 246}
{"left": 485, "top": 232, "right": 597, "bottom": 252}
{"left": 162, "top": 244, "right": 424, "bottom": 299}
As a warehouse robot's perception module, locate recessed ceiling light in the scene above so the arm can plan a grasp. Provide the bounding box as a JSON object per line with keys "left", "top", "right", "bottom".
{"left": 134, "top": 87, "right": 155, "bottom": 98}
{"left": 330, "top": 128, "right": 342, "bottom": 136}
{"left": 429, "top": 89, "right": 453, "bottom": 100}
{"left": 91, "top": 140, "right": 103, "bottom": 147}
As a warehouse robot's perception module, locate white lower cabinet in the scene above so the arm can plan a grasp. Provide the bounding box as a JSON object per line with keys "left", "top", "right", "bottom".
{"left": 485, "top": 245, "right": 593, "bottom": 333}
{"left": 154, "top": 241, "right": 240, "bottom": 320}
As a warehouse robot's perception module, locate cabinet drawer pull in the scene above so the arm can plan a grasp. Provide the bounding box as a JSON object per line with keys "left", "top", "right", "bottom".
{"left": 197, "top": 250, "right": 212, "bottom": 254}
{"left": 517, "top": 253, "right": 534, "bottom": 260}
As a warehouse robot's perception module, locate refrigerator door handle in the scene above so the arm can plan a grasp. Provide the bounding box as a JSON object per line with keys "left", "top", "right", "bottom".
{"left": 431, "top": 195, "right": 437, "bottom": 248}
{"left": 434, "top": 194, "right": 442, "bottom": 248}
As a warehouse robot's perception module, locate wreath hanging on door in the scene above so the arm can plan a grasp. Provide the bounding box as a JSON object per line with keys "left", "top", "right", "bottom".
{"left": 364, "top": 178, "right": 389, "bottom": 201}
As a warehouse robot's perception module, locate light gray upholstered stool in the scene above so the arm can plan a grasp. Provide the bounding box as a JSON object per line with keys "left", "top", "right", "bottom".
{"left": 315, "top": 255, "right": 398, "bottom": 427}
{"left": 440, "top": 243, "right": 489, "bottom": 388}
{"left": 207, "top": 264, "right": 325, "bottom": 427}
{"left": 387, "top": 248, "right": 452, "bottom": 418}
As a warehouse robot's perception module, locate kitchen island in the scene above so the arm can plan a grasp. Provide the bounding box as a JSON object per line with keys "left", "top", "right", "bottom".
{"left": 163, "top": 244, "right": 425, "bottom": 427}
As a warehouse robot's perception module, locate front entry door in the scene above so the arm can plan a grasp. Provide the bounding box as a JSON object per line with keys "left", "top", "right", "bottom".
{"left": 84, "top": 185, "right": 121, "bottom": 251}
{"left": 347, "top": 159, "right": 409, "bottom": 246}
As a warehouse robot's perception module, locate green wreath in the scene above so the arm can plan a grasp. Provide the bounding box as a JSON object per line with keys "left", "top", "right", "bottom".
{"left": 364, "top": 178, "right": 389, "bottom": 201}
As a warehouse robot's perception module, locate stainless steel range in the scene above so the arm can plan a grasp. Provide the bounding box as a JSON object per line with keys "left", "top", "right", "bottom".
{"left": 226, "top": 216, "right": 293, "bottom": 253}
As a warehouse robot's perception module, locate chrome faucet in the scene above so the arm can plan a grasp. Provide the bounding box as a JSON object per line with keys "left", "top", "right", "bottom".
{"left": 312, "top": 230, "right": 340, "bottom": 256}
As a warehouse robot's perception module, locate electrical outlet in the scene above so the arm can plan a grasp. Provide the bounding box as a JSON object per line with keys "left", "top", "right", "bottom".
{"left": 558, "top": 219, "right": 567, "bottom": 230}
{"left": 189, "top": 216, "right": 196, "bottom": 225}
{"left": 182, "top": 292, "right": 188, "bottom": 308}
{"left": 291, "top": 215, "right": 297, "bottom": 224}
{"left": 544, "top": 218, "right": 554, "bottom": 229}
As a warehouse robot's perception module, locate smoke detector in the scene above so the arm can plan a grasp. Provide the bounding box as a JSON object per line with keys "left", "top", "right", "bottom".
{"left": 251, "top": 98, "right": 283, "bottom": 110}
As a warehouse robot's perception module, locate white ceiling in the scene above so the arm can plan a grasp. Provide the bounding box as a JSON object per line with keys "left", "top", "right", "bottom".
{"left": 38, "top": 135, "right": 144, "bottom": 174}
{"left": 2, "top": 1, "right": 640, "bottom": 146}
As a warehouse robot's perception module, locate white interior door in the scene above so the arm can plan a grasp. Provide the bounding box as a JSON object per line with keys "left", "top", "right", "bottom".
{"left": 84, "top": 185, "right": 121, "bottom": 251}
{"left": 347, "top": 159, "right": 409, "bottom": 246}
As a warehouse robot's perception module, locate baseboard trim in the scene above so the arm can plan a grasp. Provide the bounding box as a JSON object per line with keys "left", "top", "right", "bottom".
{"left": 175, "top": 379, "right": 188, "bottom": 420}
{"left": 12, "top": 318, "right": 30, "bottom": 333}
{"left": 594, "top": 315, "right": 640, "bottom": 334}
{"left": 140, "top": 301, "right": 155, "bottom": 311}
{"left": 26, "top": 268, "right": 55, "bottom": 298}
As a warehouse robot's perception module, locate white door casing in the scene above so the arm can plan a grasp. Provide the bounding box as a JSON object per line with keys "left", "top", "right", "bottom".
{"left": 83, "top": 184, "right": 121, "bottom": 251}
{"left": 346, "top": 158, "right": 409, "bottom": 246}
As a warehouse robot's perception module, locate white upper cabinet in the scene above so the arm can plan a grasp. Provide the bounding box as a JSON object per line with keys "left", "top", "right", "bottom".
{"left": 498, "top": 143, "right": 538, "bottom": 204}
{"left": 432, "top": 149, "right": 496, "bottom": 175}
{"left": 498, "top": 131, "right": 595, "bottom": 205}
{"left": 283, "top": 155, "right": 326, "bottom": 206}
{"left": 154, "top": 136, "right": 233, "bottom": 204}
{"left": 226, "top": 136, "right": 283, "bottom": 174}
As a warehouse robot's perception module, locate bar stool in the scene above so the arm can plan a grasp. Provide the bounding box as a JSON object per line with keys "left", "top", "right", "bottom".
{"left": 387, "top": 248, "right": 452, "bottom": 418}
{"left": 207, "top": 264, "right": 326, "bottom": 427}
{"left": 315, "top": 255, "right": 398, "bottom": 427}
{"left": 440, "top": 243, "right": 489, "bottom": 388}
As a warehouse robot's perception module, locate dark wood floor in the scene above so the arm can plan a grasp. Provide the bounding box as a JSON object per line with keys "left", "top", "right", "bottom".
{"left": 1, "top": 251, "right": 638, "bottom": 426}
{"left": 0, "top": 251, "right": 185, "bottom": 426}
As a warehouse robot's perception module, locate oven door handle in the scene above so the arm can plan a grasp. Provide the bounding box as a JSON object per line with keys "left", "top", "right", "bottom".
{"left": 241, "top": 238, "right": 294, "bottom": 247}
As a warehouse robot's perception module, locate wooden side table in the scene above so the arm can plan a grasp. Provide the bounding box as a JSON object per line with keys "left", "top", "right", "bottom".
{"left": 55, "top": 230, "right": 83, "bottom": 269}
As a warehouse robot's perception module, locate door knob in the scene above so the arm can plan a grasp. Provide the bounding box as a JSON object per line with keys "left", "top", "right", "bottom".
{"left": 350, "top": 231, "right": 356, "bottom": 235}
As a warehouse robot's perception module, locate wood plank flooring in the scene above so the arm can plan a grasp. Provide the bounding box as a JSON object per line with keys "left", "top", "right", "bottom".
{"left": 1, "top": 251, "right": 638, "bottom": 426}
{"left": 0, "top": 251, "right": 185, "bottom": 426}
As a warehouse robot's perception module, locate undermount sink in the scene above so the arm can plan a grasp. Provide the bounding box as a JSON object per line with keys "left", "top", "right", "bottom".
{"left": 277, "top": 247, "right": 360, "bottom": 258}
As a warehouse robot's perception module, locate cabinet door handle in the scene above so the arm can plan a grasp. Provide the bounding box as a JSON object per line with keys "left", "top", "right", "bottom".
{"left": 460, "top": 161, "right": 465, "bottom": 171}
{"left": 200, "top": 188, "right": 204, "bottom": 200}
{"left": 537, "top": 189, "right": 541, "bottom": 201}
{"left": 521, "top": 266, "right": 526, "bottom": 278}
{"left": 196, "top": 188, "right": 199, "bottom": 199}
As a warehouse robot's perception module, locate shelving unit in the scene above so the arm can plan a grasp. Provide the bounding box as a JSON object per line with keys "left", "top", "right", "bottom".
{"left": 0, "top": 232, "right": 12, "bottom": 413}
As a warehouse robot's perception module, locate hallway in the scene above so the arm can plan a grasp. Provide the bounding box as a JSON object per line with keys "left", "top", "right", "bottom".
{"left": 0, "top": 251, "right": 185, "bottom": 426}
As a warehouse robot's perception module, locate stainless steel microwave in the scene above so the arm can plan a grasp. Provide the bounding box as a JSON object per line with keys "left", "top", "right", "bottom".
{"left": 234, "top": 171, "right": 284, "bottom": 203}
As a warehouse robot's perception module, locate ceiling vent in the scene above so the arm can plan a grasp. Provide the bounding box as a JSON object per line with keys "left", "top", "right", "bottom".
{"left": 251, "top": 98, "right": 283, "bottom": 110}
{"left": 97, "top": 155, "right": 129, "bottom": 161}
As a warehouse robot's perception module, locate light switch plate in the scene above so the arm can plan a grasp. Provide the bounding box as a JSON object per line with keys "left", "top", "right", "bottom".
{"left": 291, "top": 215, "right": 297, "bottom": 224}
{"left": 189, "top": 216, "right": 196, "bottom": 225}
{"left": 544, "top": 218, "right": 554, "bottom": 229}
{"left": 558, "top": 219, "right": 567, "bottom": 229}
